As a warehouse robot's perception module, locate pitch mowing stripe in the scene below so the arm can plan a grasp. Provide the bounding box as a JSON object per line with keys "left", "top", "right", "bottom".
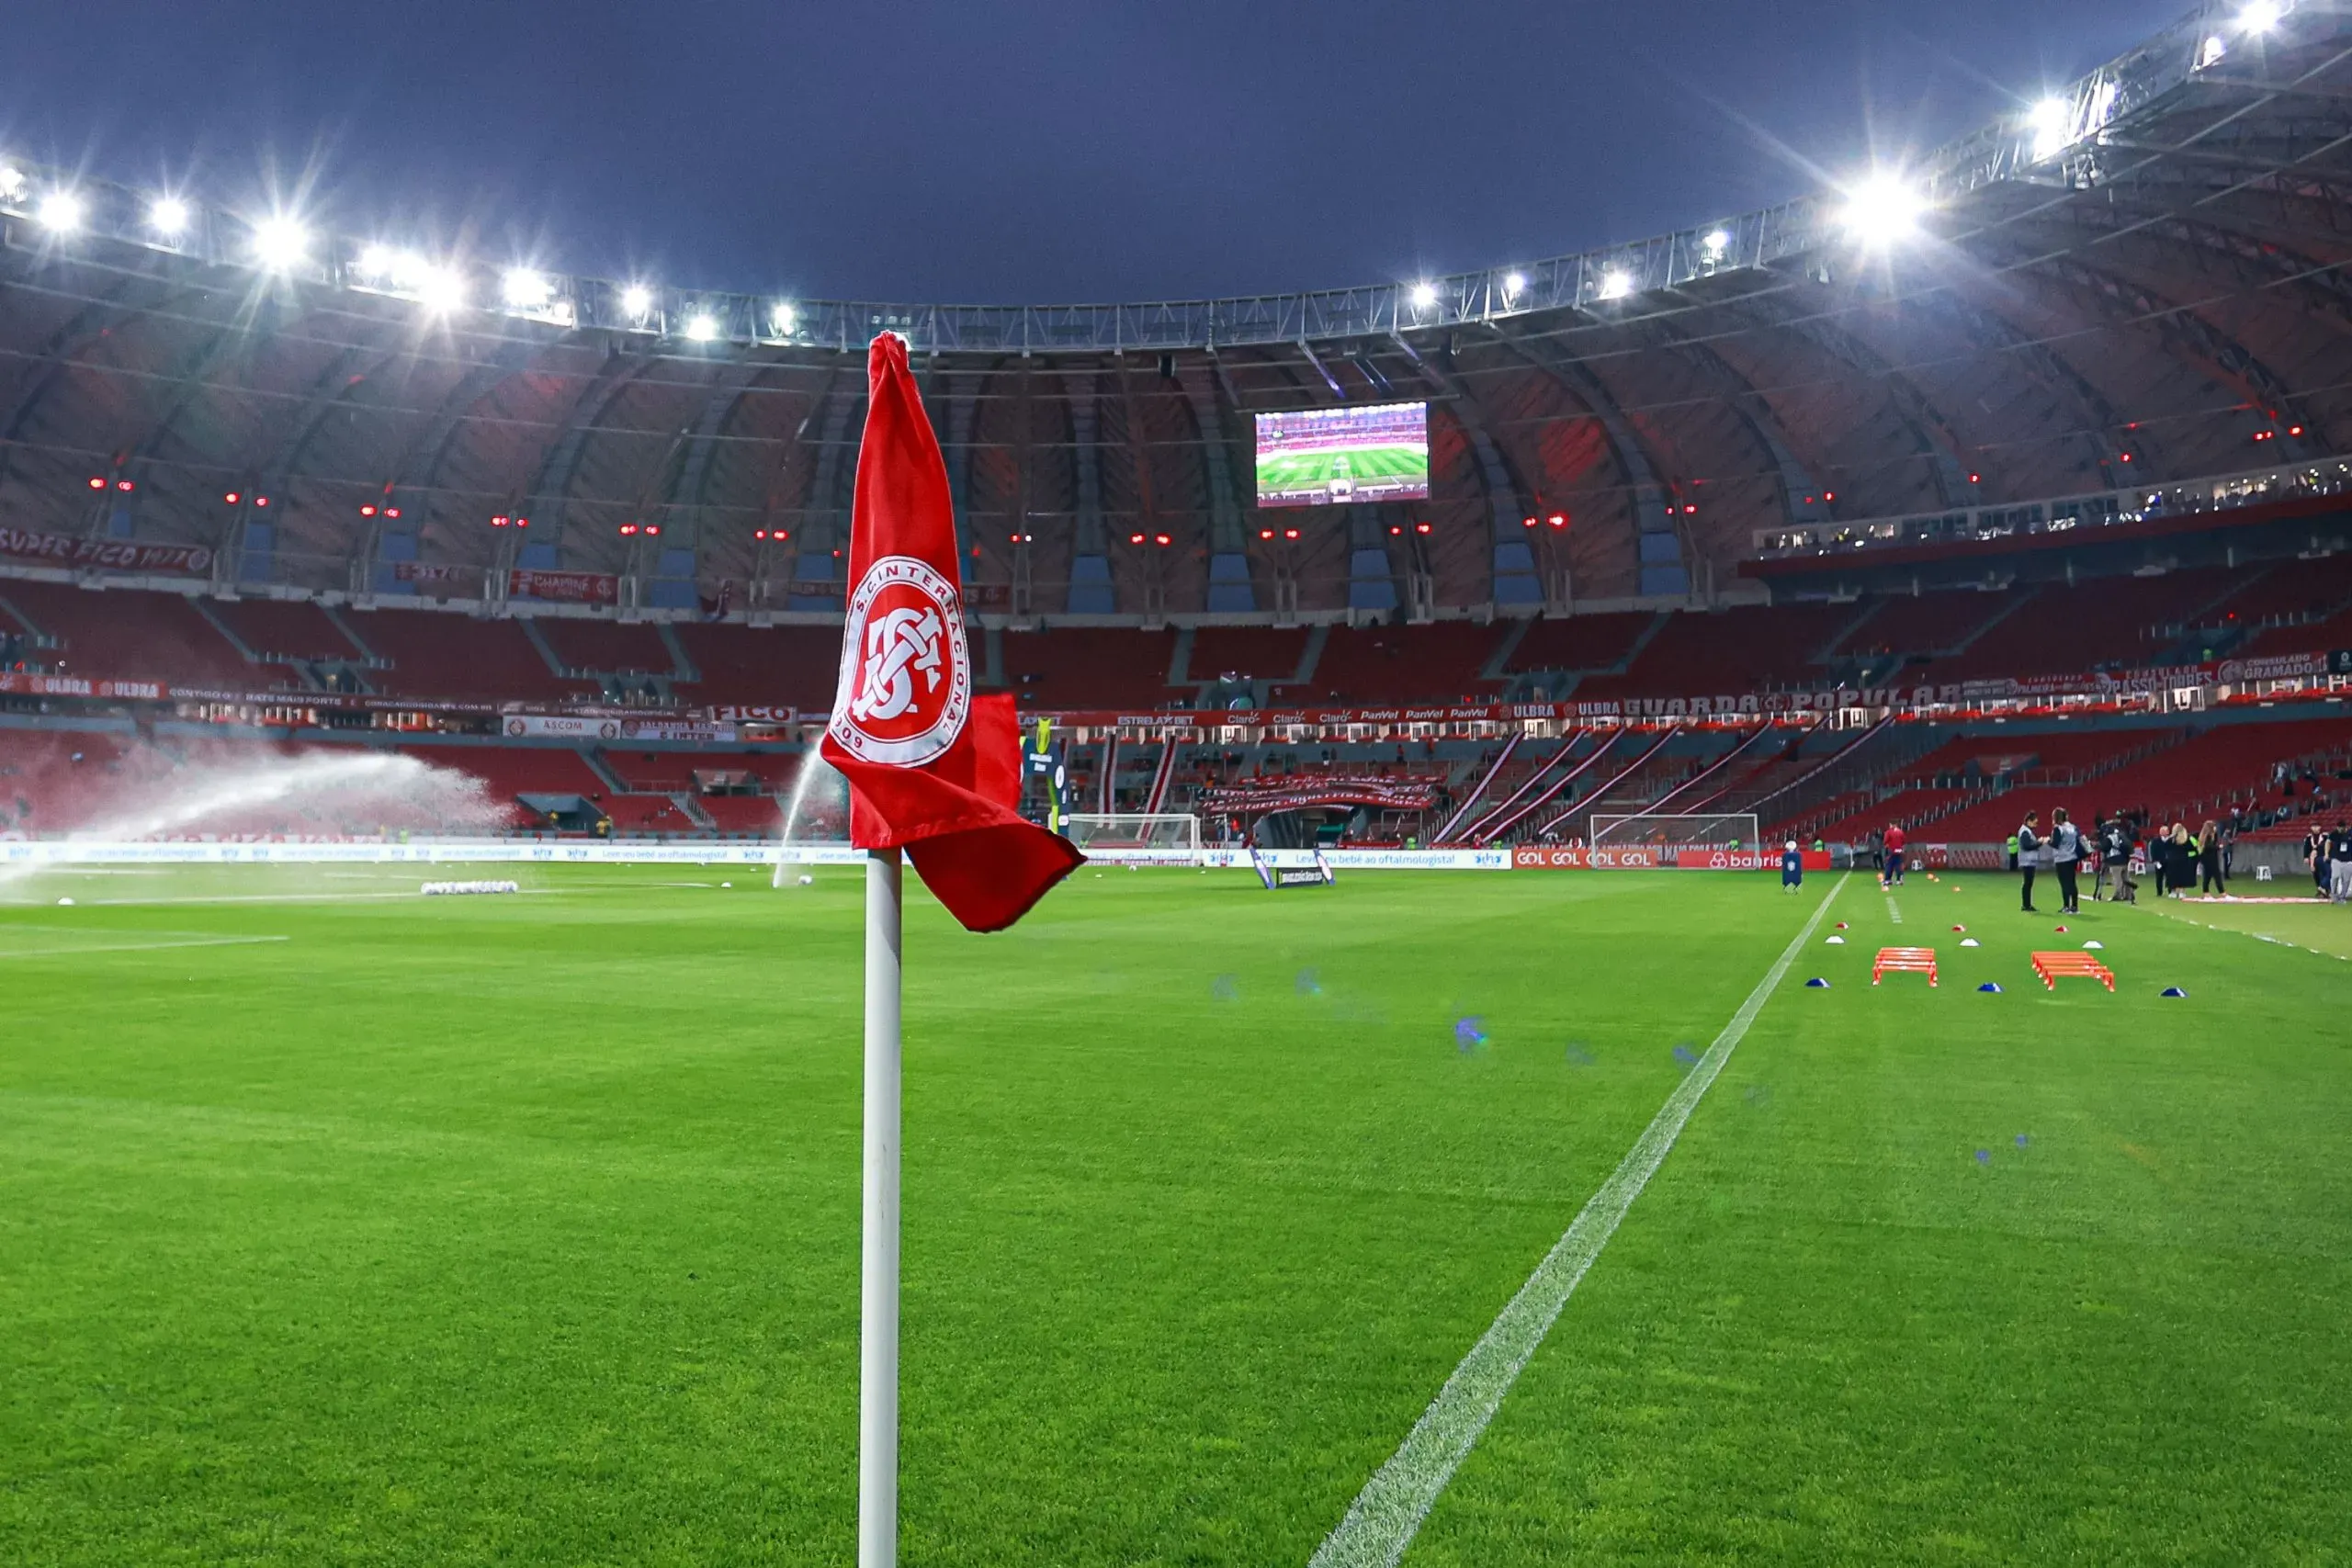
{"left": 0, "top": 934, "right": 290, "bottom": 961}
{"left": 1306, "top": 873, "right": 1849, "bottom": 1568}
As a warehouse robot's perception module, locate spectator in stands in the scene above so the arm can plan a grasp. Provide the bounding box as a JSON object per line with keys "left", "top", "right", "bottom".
{"left": 2017, "top": 810, "right": 2044, "bottom": 914}
{"left": 2333, "top": 821, "right": 2352, "bottom": 905}
{"left": 2197, "top": 819, "right": 2226, "bottom": 896}
{"left": 1881, "top": 821, "right": 1907, "bottom": 890}
{"left": 2050, "top": 807, "right": 2083, "bottom": 916}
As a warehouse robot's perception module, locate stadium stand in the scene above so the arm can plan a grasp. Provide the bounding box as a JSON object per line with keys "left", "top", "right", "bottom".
{"left": 1572, "top": 603, "right": 1861, "bottom": 698}
{"left": 1187, "top": 626, "right": 1309, "bottom": 688}
{"left": 1312, "top": 622, "right": 1499, "bottom": 704}
{"left": 1505, "top": 611, "right": 1659, "bottom": 676}
{"left": 1002, "top": 627, "right": 1178, "bottom": 708}
{"left": 536, "top": 616, "right": 676, "bottom": 676}
{"left": 206, "top": 597, "right": 369, "bottom": 666}
{"left": 0, "top": 580, "right": 262, "bottom": 688}
{"left": 671, "top": 621, "right": 840, "bottom": 710}
{"left": 344, "top": 608, "right": 593, "bottom": 704}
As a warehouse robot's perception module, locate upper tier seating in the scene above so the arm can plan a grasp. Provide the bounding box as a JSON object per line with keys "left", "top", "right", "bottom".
{"left": 672, "top": 622, "right": 842, "bottom": 709}
{"left": 1506, "top": 611, "right": 1657, "bottom": 674}
{"left": 208, "top": 597, "right": 368, "bottom": 665}
{"left": 1188, "top": 626, "right": 1308, "bottom": 685}
{"left": 536, "top": 616, "right": 675, "bottom": 675}
{"left": 1311, "top": 623, "right": 1500, "bottom": 704}
{"left": 1927, "top": 573, "right": 2245, "bottom": 682}
{"left": 1829, "top": 592, "right": 2009, "bottom": 661}
{"left": 345, "top": 609, "right": 592, "bottom": 704}
{"left": 1002, "top": 627, "right": 1178, "bottom": 709}
{"left": 1574, "top": 603, "right": 1859, "bottom": 698}
{"left": 0, "top": 580, "right": 262, "bottom": 689}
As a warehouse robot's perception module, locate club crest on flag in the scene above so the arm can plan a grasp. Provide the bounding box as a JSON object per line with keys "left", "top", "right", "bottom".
{"left": 830, "top": 554, "right": 971, "bottom": 765}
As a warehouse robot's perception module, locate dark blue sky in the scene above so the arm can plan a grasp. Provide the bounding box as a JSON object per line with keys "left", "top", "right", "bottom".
{"left": 10, "top": 0, "right": 2159, "bottom": 304}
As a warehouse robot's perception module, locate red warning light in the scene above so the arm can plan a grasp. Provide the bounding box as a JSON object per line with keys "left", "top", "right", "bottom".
{"left": 1414, "top": 522, "right": 1432, "bottom": 535}
{"left": 1547, "top": 513, "right": 1566, "bottom": 528}
{"left": 1128, "top": 532, "right": 1145, "bottom": 545}
{"left": 644, "top": 525, "right": 660, "bottom": 536}
{"left": 253, "top": 495, "right": 269, "bottom": 507}
{"left": 491, "top": 514, "right": 510, "bottom": 527}
{"left": 1154, "top": 533, "right": 1171, "bottom": 547}
{"left": 87, "top": 477, "right": 106, "bottom": 490}
{"left": 385, "top": 507, "right": 400, "bottom": 519}
{"left": 360, "top": 504, "right": 378, "bottom": 517}
{"left": 224, "top": 491, "right": 241, "bottom": 505}
{"left": 619, "top": 523, "right": 638, "bottom": 536}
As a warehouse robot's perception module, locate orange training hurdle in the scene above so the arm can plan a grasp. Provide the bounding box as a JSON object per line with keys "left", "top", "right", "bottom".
{"left": 1872, "top": 946, "right": 1939, "bottom": 986}
{"left": 2031, "top": 951, "right": 2115, "bottom": 991}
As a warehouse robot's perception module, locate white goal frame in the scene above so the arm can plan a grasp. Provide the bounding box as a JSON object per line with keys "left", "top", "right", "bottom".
{"left": 1589, "top": 812, "right": 1761, "bottom": 854}
{"left": 1060, "top": 812, "right": 1204, "bottom": 865}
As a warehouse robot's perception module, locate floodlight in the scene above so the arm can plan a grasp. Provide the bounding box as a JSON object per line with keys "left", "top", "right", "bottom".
{"left": 1596, "top": 269, "right": 1633, "bottom": 301}
{"left": 772, "top": 301, "right": 797, "bottom": 333}
{"left": 2029, "top": 97, "right": 2072, "bottom": 159}
{"left": 1503, "top": 270, "right": 1527, "bottom": 295}
{"left": 149, "top": 196, "right": 191, "bottom": 236}
{"left": 1702, "top": 228, "right": 1731, "bottom": 255}
{"left": 0, "top": 164, "right": 25, "bottom": 202}
{"left": 413, "top": 265, "right": 466, "bottom": 313}
{"left": 37, "top": 191, "right": 84, "bottom": 233}
{"left": 1838, "top": 173, "right": 1928, "bottom": 245}
{"left": 620, "top": 284, "right": 654, "bottom": 318}
{"left": 503, "top": 268, "right": 553, "bottom": 309}
{"left": 684, "top": 312, "right": 718, "bottom": 343}
{"left": 2239, "top": 1, "right": 2283, "bottom": 32}
{"left": 1409, "top": 281, "right": 1439, "bottom": 309}
{"left": 252, "top": 216, "right": 309, "bottom": 269}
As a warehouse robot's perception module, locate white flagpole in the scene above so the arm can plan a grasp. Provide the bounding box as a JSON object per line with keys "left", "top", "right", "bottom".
{"left": 859, "top": 845, "right": 903, "bottom": 1568}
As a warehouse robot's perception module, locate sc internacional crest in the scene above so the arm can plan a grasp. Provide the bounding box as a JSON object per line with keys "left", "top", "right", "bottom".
{"left": 829, "top": 554, "right": 972, "bottom": 766}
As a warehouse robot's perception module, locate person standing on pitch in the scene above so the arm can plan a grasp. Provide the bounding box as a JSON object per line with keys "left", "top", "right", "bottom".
{"left": 2332, "top": 819, "right": 2352, "bottom": 903}
{"left": 2197, "top": 818, "right": 2227, "bottom": 896}
{"left": 1781, "top": 838, "right": 1804, "bottom": 894}
{"left": 2017, "top": 810, "right": 2044, "bottom": 913}
{"left": 1882, "top": 820, "right": 1907, "bottom": 890}
{"left": 2050, "top": 807, "right": 2082, "bottom": 916}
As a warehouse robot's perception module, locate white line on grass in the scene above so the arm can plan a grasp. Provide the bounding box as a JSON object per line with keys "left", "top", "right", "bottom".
{"left": 0, "top": 934, "right": 290, "bottom": 961}
{"left": 1884, "top": 894, "right": 1902, "bottom": 924}
{"left": 1306, "top": 873, "right": 1849, "bottom": 1568}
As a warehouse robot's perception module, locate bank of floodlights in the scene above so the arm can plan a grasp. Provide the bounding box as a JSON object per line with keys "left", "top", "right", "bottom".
{"left": 148, "top": 196, "right": 190, "bottom": 238}
{"left": 251, "top": 215, "right": 309, "bottom": 270}
{"left": 2029, "top": 97, "right": 2074, "bottom": 160}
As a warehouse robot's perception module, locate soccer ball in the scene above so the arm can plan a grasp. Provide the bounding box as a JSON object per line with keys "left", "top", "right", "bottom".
{"left": 797, "top": 874, "right": 815, "bottom": 886}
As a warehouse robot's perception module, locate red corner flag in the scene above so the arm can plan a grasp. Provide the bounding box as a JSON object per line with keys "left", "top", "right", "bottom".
{"left": 818, "top": 334, "right": 1083, "bottom": 931}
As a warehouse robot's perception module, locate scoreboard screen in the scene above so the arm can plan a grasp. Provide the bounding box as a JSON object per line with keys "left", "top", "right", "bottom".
{"left": 1253, "top": 401, "right": 1429, "bottom": 508}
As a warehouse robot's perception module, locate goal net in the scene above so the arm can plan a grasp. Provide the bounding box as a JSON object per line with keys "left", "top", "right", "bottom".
{"left": 1589, "top": 812, "right": 1761, "bottom": 856}
{"left": 1061, "top": 812, "right": 1204, "bottom": 864}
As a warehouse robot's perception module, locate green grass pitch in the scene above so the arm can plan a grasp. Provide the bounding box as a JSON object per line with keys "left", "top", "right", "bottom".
{"left": 1255, "top": 444, "right": 1427, "bottom": 496}
{"left": 3, "top": 863, "right": 2348, "bottom": 1564}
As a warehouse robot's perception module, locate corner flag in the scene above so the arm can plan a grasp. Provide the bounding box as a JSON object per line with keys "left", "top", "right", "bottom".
{"left": 822, "top": 333, "right": 1083, "bottom": 1568}
{"left": 820, "top": 333, "right": 1084, "bottom": 932}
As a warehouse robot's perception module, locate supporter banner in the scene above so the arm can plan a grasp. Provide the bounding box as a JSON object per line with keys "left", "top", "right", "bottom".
{"left": 1196, "top": 775, "right": 1441, "bottom": 813}
{"left": 500, "top": 713, "right": 738, "bottom": 743}
{"left": 711, "top": 704, "right": 796, "bottom": 723}
{"left": 0, "top": 671, "right": 166, "bottom": 700}
{"left": 0, "top": 526, "right": 212, "bottom": 575}
{"left": 2217, "top": 650, "right": 2328, "bottom": 683}
{"left": 390, "top": 562, "right": 478, "bottom": 587}
{"left": 508, "top": 568, "right": 619, "bottom": 604}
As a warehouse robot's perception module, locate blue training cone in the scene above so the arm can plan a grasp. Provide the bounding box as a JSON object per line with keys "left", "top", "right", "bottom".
{"left": 2160, "top": 986, "right": 2188, "bottom": 998}
{"left": 1805, "top": 977, "right": 1831, "bottom": 988}
{"left": 1978, "top": 982, "right": 2003, "bottom": 993}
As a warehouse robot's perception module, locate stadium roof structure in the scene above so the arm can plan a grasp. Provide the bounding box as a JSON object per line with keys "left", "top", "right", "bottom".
{"left": 5, "top": 1, "right": 2352, "bottom": 615}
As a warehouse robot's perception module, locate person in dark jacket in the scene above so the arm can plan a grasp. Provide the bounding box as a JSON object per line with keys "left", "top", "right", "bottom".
{"left": 2050, "top": 807, "right": 2083, "bottom": 916}
{"left": 2197, "top": 819, "right": 2226, "bottom": 896}
{"left": 2017, "top": 811, "right": 2044, "bottom": 914}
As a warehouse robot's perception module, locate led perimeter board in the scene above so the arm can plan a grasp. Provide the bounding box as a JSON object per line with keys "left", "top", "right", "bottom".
{"left": 1253, "top": 401, "right": 1429, "bottom": 508}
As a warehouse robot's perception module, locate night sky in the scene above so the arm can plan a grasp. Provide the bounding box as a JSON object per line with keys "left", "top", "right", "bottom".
{"left": 10, "top": 0, "right": 2160, "bottom": 304}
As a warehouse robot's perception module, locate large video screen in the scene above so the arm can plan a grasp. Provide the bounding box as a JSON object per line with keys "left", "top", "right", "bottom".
{"left": 1254, "top": 400, "right": 1429, "bottom": 509}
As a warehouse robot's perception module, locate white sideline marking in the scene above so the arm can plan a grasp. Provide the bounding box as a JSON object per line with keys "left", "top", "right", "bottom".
{"left": 1884, "top": 894, "right": 1903, "bottom": 924}
{"left": 0, "top": 934, "right": 289, "bottom": 961}
{"left": 1306, "top": 874, "right": 1849, "bottom": 1568}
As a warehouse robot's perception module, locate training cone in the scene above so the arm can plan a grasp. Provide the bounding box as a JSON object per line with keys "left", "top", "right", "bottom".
{"left": 1952, "top": 923, "right": 1966, "bottom": 932}
{"left": 2054, "top": 925, "right": 2068, "bottom": 933}
{"left": 1825, "top": 935, "right": 1846, "bottom": 944}
{"left": 2161, "top": 986, "right": 2188, "bottom": 998}
{"left": 1960, "top": 937, "right": 1981, "bottom": 948}
{"left": 2082, "top": 940, "right": 2104, "bottom": 950}
{"left": 1978, "top": 982, "right": 2003, "bottom": 993}
{"left": 1836, "top": 921, "right": 1849, "bottom": 930}
{"left": 1805, "top": 977, "right": 1831, "bottom": 988}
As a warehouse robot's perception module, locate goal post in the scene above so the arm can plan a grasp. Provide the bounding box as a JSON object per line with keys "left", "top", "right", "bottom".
{"left": 1059, "top": 812, "right": 1204, "bottom": 865}
{"left": 1589, "top": 812, "right": 1762, "bottom": 855}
